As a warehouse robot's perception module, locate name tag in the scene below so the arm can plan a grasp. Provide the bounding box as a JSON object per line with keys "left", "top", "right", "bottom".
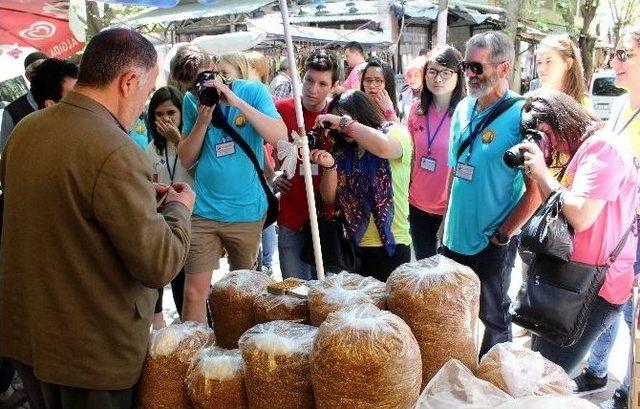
{"left": 420, "top": 156, "right": 437, "bottom": 173}
{"left": 455, "top": 162, "right": 475, "bottom": 181}
{"left": 300, "top": 164, "right": 319, "bottom": 176}
{"left": 216, "top": 141, "right": 235, "bottom": 157}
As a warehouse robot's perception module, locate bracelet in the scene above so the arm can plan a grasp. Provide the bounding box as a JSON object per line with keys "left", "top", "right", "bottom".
{"left": 345, "top": 120, "right": 358, "bottom": 137}
{"left": 383, "top": 108, "right": 396, "bottom": 119}
{"left": 322, "top": 162, "right": 337, "bottom": 171}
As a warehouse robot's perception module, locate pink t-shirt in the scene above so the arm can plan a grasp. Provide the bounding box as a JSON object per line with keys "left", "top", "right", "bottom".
{"left": 343, "top": 62, "right": 367, "bottom": 90}
{"left": 408, "top": 101, "right": 452, "bottom": 215}
{"left": 564, "top": 132, "right": 638, "bottom": 305}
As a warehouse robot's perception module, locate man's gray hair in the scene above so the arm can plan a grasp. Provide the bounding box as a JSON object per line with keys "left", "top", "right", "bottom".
{"left": 465, "top": 31, "right": 515, "bottom": 64}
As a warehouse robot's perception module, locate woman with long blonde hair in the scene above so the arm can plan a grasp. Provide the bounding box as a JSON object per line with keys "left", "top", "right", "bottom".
{"left": 535, "top": 34, "right": 589, "bottom": 108}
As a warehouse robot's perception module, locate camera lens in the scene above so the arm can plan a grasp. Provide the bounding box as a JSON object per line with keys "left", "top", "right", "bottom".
{"left": 194, "top": 71, "right": 220, "bottom": 107}
{"left": 503, "top": 148, "right": 524, "bottom": 168}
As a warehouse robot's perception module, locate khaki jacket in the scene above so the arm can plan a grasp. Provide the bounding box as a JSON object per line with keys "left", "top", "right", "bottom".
{"left": 0, "top": 91, "right": 191, "bottom": 389}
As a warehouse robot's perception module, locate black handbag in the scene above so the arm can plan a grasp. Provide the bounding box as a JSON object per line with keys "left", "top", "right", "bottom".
{"left": 211, "top": 107, "right": 278, "bottom": 229}
{"left": 520, "top": 189, "right": 574, "bottom": 261}
{"left": 300, "top": 215, "right": 361, "bottom": 272}
{"left": 512, "top": 205, "right": 635, "bottom": 347}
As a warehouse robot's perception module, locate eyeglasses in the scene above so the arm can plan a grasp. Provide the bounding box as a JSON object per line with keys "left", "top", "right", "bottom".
{"left": 610, "top": 49, "right": 635, "bottom": 62}
{"left": 426, "top": 68, "right": 455, "bottom": 80}
{"left": 458, "top": 60, "right": 505, "bottom": 75}
{"left": 363, "top": 78, "right": 385, "bottom": 86}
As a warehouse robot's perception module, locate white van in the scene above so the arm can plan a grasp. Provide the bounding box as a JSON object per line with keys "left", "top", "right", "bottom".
{"left": 590, "top": 70, "right": 626, "bottom": 120}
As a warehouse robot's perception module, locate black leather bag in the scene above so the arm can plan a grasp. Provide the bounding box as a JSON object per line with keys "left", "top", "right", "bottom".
{"left": 211, "top": 108, "right": 278, "bottom": 229}
{"left": 301, "top": 216, "right": 361, "bottom": 272}
{"left": 512, "top": 210, "right": 635, "bottom": 347}
{"left": 520, "top": 190, "right": 574, "bottom": 261}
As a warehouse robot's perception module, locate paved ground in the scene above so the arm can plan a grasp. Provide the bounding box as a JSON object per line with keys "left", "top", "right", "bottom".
{"left": 6, "top": 235, "right": 631, "bottom": 408}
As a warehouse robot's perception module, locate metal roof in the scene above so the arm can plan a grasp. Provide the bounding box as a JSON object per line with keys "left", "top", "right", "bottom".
{"left": 288, "top": 0, "right": 381, "bottom": 24}
{"left": 395, "top": 0, "right": 503, "bottom": 25}
{"left": 247, "top": 16, "right": 391, "bottom": 46}
{"left": 126, "top": 0, "right": 274, "bottom": 26}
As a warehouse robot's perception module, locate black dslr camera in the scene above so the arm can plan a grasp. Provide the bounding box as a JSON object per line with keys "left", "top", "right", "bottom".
{"left": 503, "top": 129, "right": 545, "bottom": 168}
{"left": 193, "top": 70, "right": 222, "bottom": 107}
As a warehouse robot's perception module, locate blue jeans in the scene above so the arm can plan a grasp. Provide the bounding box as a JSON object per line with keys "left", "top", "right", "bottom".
{"left": 531, "top": 296, "right": 623, "bottom": 375}
{"left": 261, "top": 224, "right": 276, "bottom": 269}
{"left": 585, "top": 218, "right": 639, "bottom": 392}
{"left": 278, "top": 225, "right": 316, "bottom": 280}
{"left": 587, "top": 298, "right": 633, "bottom": 392}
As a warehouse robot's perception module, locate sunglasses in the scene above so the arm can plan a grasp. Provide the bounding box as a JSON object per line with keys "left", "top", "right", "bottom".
{"left": 610, "top": 49, "right": 634, "bottom": 62}
{"left": 458, "top": 60, "right": 505, "bottom": 75}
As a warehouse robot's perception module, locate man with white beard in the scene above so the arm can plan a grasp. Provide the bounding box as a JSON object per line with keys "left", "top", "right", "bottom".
{"left": 440, "top": 31, "right": 540, "bottom": 357}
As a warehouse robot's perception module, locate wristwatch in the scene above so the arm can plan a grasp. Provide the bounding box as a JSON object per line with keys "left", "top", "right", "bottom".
{"left": 338, "top": 115, "right": 353, "bottom": 132}
{"left": 492, "top": 230, "right": 510, "bottom": 246}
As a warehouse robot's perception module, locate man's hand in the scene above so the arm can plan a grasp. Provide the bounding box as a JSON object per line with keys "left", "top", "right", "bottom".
{"left": 166, "top": 182, "right": 195, "bottom": 212}
{"left": 273, "top": 174, "right": 293, "bottom": 194}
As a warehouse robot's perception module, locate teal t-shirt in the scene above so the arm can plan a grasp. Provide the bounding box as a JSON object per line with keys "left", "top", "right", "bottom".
{"left": 443, "top": 91, "right": 525, "bottom": 255}
{"left": 182, "top": 80, "right": 280, "bottom": 222}
{"left": 128, "top": 117, "right": 148, "bottom": 150}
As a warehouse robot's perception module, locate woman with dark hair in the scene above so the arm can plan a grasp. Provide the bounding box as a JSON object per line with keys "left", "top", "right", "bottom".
{"left": 516, "top": 89, "right": 638, "bottom": 377}
{"left": 360, "top": 59, "right": 399, "bottom": 122}
{"left": 311, "top": 90, "right": 413, "bottom": 281}
{"left": 145, "top": 85, "right": 193, "bottom": 329}
{"left": 408, "top": 45, "right": 465, "bottom": 259}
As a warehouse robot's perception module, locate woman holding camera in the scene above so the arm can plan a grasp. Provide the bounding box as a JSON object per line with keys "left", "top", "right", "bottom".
{"left": 145, "top": 86, "right": 193, "bottom": 329}
{"left": 360, "top": 59, "right": 400, "bottom": 122}
{"left": 407, "top": 45, "right": 465, "bottom": 260}
{"left": 311, "top": 90, "right": 412, "bottom": 282}
{"left": 516, "top": 89, "right": 638, "bottom": 373}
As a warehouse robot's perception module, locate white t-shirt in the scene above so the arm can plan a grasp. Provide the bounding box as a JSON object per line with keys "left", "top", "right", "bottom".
{"left": 145, "top": 141, "right": 194, "bottom": 187}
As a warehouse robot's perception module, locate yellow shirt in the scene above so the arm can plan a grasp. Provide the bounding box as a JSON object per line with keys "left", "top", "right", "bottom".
{"left": 607, "top": 94, "right": 640, "bottom": 212}
{"left": 359, "top": 125, "right": 413, "bottom": 247}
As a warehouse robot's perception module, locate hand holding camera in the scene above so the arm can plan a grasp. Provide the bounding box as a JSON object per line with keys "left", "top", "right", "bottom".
{"left": 193, "top": 70, "right": 238, "bottom": 108}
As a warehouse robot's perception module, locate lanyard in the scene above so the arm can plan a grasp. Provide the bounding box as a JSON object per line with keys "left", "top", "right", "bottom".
{"left": 612, "top": 103, "right": 640, "bottom": 136}
{"left": 462, "top": 92, "right": 509, "bottom": 161}
{"left": 425, "top": 106, "right": 448, "bottom": 155}
{"left": 164, "top": 147, "right": 178, "bottom": 183}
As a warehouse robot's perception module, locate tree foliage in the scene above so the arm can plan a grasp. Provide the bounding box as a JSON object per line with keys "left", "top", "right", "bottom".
{"left": 609, "top": 0, "right": 640, "bottom": 47}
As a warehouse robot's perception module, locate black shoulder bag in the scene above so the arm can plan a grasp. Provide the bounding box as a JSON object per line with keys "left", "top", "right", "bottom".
{"left": 512, "top": 188, "right": 635, "bottom": 347}
{"left": 210, "top": 107, "right": 278, "bottom": 229}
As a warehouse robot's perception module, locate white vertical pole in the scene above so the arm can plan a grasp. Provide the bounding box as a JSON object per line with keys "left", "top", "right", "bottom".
{"left": 278, "top": 0, "right": 325, "bottom": 280}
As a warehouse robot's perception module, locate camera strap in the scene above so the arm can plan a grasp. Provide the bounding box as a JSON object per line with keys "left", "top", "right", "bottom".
{"left": 456, "top": 97, "right": 524, "bottom": 161}
{"left": 210, "top": 107, "right": 276, "bottom": 206}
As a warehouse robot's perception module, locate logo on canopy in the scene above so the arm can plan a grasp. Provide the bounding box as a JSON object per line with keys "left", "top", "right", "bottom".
{"left": 19, "top": 21, "right": 57, "bottom": 40}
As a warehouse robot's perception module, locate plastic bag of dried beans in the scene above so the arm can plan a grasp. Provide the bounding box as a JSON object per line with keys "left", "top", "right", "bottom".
{"left": 239, "top": 320, "right": 317, "bottom": 409}
{"left": 475, "top": 342, "right": 574, "bottom": 397}
{"left": 185, "top": 346, "right": 248, "bottom": 409}
{"left": 208, "top": 270, "right": 275, "bottom": 348}
{"left": 138, "top": 321, "right": 213, "bottom": 409}
{"left": 253, "top": 291, "right": 309, "bottom": 324}
{"left": 386, "top": 255, "right": 480, "bottom": 386}
{"left": 310, "top": 304, "right": 422, "bottom": 409}
{"left": 308, "top": 272, "right": 386, "bottom": 326}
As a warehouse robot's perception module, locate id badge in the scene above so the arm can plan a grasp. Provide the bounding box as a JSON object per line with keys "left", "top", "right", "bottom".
{"left": 420, "top": 156, "right": 437, "bottom": 173}
{"left": 300, "top": 164, "right": 319, "bottom": 176}
{"left": 215, "top": 141, "right": 235, "bottom": 157}
{"left": 455, "top": 162, "right": 475, "bottom": 181}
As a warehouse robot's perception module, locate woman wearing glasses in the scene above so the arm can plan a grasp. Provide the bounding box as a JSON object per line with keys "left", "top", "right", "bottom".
{"left": 535, "top": 35, "right": 590, "bottom": 108}
{"left": 360, "top": 59, "right": 400, "bottom": 122}
{"left": 573, "top": 26, "right": 640, "bottom": 409}
{"left": 407, "top": 45, "right": 465, "bottom": 260}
